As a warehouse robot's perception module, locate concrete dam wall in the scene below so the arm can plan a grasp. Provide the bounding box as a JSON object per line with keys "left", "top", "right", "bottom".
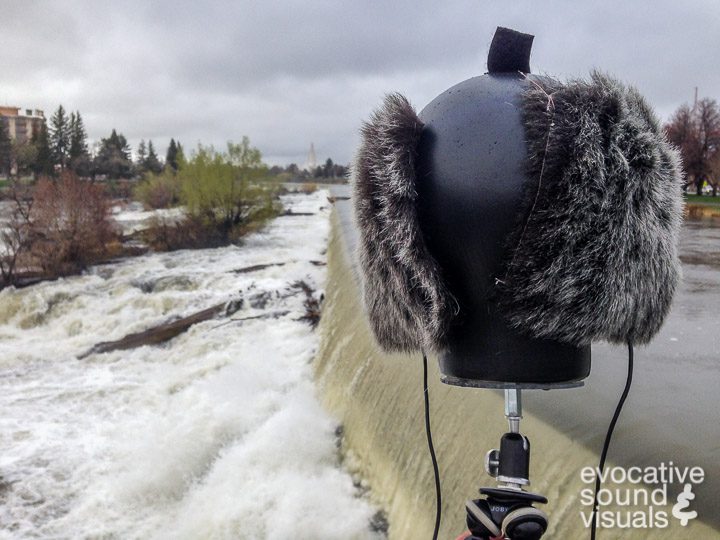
{"left": 313, "top": 202, "right": 719, "bottom": 539}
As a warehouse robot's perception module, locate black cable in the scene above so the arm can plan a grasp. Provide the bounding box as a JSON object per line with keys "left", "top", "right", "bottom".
{"left": 590, "top": 342, "right": 634, "bottom": 540}
{"left": 422, "top": 352, "right": 442, "bottom": 540}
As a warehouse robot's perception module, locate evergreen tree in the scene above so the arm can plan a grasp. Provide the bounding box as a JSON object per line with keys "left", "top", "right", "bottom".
{"left": 136, "top": 139, "right": 147, "bottom": 172}
{"left": 323, "top": 158, "right": 334, "bottom": 178}
{"left": 50, "top": 105, "right": 70, "bottom": 171}
{"left": 165, "top": 138, "right": 178, "bottom": 171}
{"left": 93, "top": 129, "right": 134, "bottom": 178}
{"left": 69, "top": 111, "right": 88, "bottom": 161}
{"left": 69, "top": 111, "right": 91, "bottom": 176}
{"left": 32, "top": 122, "right": 54, "bottom": 177}
{"left": 144, "top": 140, "right": 162, "bottom": 174}
{"left": 135, "top": 139, "right": 147, "bottom": 166}
{"left": 113, "top": 129, "right": 131, "bottom": 160}
{"left": 0, "top": 118, "right": 12, "bottom": 177}
{"left": 175, "top": 141, "right": 185, "bottom": 169}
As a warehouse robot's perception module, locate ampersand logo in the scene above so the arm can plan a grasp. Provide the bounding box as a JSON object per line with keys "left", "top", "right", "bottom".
{"left": 671, "top": 484, "right": 698, "bottom": 526}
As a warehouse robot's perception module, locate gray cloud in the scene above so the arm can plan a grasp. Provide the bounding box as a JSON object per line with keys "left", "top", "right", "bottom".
{"left": 2, "top": 0, "right": 719, "bottom": 165}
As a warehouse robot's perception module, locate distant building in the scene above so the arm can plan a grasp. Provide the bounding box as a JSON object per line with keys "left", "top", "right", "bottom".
{"left": 304, "top": 142, "right": 317, "bottom": 172}
{"left": 0, "top": 106, "right": 45, "bottom": 145}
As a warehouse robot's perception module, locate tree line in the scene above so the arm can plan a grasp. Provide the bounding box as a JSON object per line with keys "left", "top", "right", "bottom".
{"left": 1, "top": 105, "right": 350, "bottom": 184}
{"left": 1, "top": 136, "right": 283, "bottom": 288}
{"left": 10, "top": 99, "right": 719, "bottom": 193}
{"left": 0, "top": 104, "right": 185, "bottom": 180}
{"left": 268, "top": 158, "right": 348, "bottom": 181}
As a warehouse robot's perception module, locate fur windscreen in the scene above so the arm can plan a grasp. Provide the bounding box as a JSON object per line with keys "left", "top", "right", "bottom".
{"left": 352, "top": 75, "right": 683, "bottom": 352}
{"left": 497, "top": 72, "right": 684, "bottom": 345}
{"left": 352, "top": 93, "right": 456, "bottom": 353}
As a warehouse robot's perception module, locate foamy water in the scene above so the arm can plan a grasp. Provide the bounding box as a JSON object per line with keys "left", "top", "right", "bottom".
{"left": 0, "top": 191, "right": 380, "bottom": 539}
{"left": 111, "top": 203, "right": 186, "bottom": 235}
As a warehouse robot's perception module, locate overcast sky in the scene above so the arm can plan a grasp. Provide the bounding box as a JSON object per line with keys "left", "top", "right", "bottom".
{"left": 3, "top": 1, "right": 719, "bottom": 166}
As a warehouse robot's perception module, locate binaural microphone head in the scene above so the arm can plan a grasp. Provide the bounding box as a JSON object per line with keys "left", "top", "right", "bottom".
{"left": 352, "top": 27, "right": 683, "bottom": 387}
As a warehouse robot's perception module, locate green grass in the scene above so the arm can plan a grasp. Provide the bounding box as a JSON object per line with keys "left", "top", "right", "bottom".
{"left": 684, "top": 193, "right": 720, "bottom": 206}
{"left": 0, "top": 176, "right": 35, "bottom": 188}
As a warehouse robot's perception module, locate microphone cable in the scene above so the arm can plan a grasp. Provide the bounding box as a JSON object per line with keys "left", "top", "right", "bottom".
{"left": 590, "top": 341, "right": 634, "bottom": 540}
{"left": 421, "top": 343, "right": 634, "bottom": 540}
{"left": 422, "top": 352, "right": 442, "bottom": 540}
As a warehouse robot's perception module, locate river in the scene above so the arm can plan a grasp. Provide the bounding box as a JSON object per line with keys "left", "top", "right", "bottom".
{"left": 0, "top": 191, "right": 381, "bottom": 539}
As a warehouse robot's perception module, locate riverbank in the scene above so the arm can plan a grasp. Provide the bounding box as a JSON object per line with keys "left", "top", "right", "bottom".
{"left": 0, "top": 182, "right": 323, "bottom": 291}
{"left": 685, "top": 193, "right": 720, "bottom": 220}
{"left": 686, "top": 201, "right": 720, "bottom": 219}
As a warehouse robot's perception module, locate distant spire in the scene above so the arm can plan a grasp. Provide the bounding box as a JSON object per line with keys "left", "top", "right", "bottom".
{"left": 305, "top": 142, "right": 317, "bottom": 171}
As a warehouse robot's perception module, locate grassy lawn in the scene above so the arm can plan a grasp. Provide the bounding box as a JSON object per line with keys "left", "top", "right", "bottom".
{"left": 684, "top": 193, "right": 720, "bottom": 206}
{"left": 0, "top": 176, "right": 35, "bottom": 192}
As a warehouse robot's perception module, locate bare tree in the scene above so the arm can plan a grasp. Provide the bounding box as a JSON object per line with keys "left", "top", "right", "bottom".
{"left": 30, "top": 171, "right": 117, "bottom": 276}
{"left": 0, "top": 182, "right": 34, "bottom": 287}
{"left": 665, "top": 98, "right": 720, "bottom": 196}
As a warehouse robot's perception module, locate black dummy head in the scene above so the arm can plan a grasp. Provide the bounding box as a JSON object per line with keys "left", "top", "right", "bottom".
{"left": 352, "top": 27, "right": 683, "bottom": 388}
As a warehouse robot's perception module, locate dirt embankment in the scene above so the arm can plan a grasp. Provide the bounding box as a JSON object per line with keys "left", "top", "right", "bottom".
{"left": 685, "top": 203, "right": 720, "bottom": 220}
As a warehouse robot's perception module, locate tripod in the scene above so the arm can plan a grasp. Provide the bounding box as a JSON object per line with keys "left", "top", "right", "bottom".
{"left": 464, "top": 389, "right": 549, "bottom": 540}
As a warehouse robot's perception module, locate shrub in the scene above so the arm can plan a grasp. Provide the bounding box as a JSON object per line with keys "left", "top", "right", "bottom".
{"left": 134, "top": 169, "right": 182, "bottom": 209}
{"left": 104, "top": 178, "right": 134, "bottom": 199}
{"left": 137, "top": 138, "right": 283, "bottom": 252}
{"left": 178, "top": 138, "right": 282, "bottom": 242}
{"left": 141, "top": 215, "right": 223, "bottom": 252}
{"left": 298, "top": 182, "right": 318, "bottom": 194}
{"left": 29, "top": 172, "right": 118, "bottom": 277}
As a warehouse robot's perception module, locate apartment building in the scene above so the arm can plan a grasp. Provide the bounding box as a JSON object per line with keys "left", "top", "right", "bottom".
{"left": 0, "top": 106, "right": 46, "bottom": 144}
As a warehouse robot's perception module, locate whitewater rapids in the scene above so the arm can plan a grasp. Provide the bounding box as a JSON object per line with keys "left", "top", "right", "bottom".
{"left": 0, "top": 191, "right": 381, "bottom": 539}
